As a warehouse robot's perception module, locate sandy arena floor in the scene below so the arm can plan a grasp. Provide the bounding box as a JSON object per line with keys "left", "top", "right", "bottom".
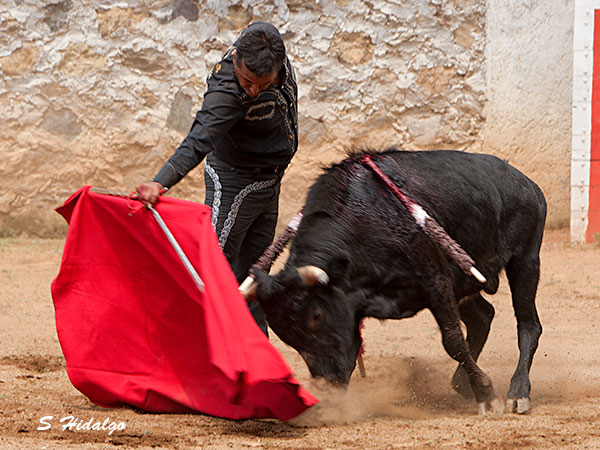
{"left": 1, "top": 228, "right": 599, "bottom": 449}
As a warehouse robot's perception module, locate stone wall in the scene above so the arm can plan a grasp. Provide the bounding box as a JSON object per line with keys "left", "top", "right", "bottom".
{"left": 0, "top": 0, "right": 566, "bottom": 237}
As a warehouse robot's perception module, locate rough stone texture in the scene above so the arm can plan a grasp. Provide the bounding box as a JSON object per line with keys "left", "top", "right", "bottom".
{"left": 166, "top": 90, "right": 194, "bottom": 134}
{"left": 57, "top": 43, "right": 107, "bottom": 76}
{"left": 0, "top": 41, "right": 39, "bottom": 76}
{"left": 0, "top": 0, "right": 570, "bottom": 237}
{"left": 40, "top": 107, "right": 82, "bottom": 141}
{"left": 97, "top": 6, "right": 145, "bottom": 37}
{"left": 330, "top": 30, "right": 375, "bottom": 65}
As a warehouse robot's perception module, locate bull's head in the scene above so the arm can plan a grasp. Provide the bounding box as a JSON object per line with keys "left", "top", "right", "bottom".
{"left": 251, "top": 261, "right": 362, "bottom": 385}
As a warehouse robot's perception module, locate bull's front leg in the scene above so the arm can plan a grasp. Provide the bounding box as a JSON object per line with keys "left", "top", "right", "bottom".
{"left": 428, "top": 290, "right": 504, "bottom": 416}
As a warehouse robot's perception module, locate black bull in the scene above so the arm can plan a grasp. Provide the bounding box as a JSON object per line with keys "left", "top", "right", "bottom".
{"left": 252, "top": 149, "right": 547, "bottom": 415}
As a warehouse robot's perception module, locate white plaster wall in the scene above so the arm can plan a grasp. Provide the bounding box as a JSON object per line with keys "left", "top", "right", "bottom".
{"left": 483, "top": 0, "right": 574, "bottom": 228}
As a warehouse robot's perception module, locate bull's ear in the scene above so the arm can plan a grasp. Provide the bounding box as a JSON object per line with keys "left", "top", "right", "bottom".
{"left": 326, "top": 251, "right": 350, "bottom": 284}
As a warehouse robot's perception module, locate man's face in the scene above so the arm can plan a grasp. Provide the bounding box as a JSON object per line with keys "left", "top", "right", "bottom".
{"left": 233, "top": 50, "right": 279, "bottom": 98}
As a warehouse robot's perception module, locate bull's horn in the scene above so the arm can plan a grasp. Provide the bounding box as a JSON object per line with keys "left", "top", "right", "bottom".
{"left": 297, "top": 265, "right": 329, "bottom": 286}
{"left": 239, "top": 276, "right": 257, "bottom": 300}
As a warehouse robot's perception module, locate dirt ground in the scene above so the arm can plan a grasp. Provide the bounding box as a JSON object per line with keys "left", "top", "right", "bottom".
{"left": 1, "top": 228, "right": 599, "bottom": 449}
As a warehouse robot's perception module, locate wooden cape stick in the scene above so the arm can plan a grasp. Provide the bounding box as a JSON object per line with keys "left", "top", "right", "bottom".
{"left": 147, "top": 205, "right": 205, "bottom": 292}
{"left": 89, "top": 187, "right": 205, "bottom": 291}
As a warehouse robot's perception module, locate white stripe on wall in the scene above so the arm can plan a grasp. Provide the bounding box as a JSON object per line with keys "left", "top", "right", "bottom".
{"left": 571, "top": 0, "right": 597, "bottom": 242}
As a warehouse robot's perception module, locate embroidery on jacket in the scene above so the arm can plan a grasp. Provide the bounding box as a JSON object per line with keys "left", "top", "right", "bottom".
{"left": 219, "top": 177, "right": 278, "bottom": 249}
{"left": 282, "top": 63, "right": 297, "bottom": 105}
{"left": 274, "top": 89, "right": 295, "bottom": 148}
{"left": 204, "top": 162, "right": 222, "bottom": 230}
{"left": 245, "top": 101, "right": 276, "bottom": 121}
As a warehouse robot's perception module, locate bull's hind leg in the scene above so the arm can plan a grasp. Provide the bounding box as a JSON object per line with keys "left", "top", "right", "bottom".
{"left": 505, "top": 253, "right": 543, "bottom": 414}
{"left": 451, "top": 294, "right": 495, "bottom": 398}
{"left": 428, "top": 287, "right": 504, "bottom": 416}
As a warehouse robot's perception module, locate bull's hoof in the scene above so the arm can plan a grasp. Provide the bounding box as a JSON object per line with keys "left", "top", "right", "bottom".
{"left": 451, "top": 366, "right": 474, "bottom": 399}
{"left": 476, "top": 397, "right": 504, "bottom": 416}
{"left": 506, "top": 397, "right": 531, "bottom": 414}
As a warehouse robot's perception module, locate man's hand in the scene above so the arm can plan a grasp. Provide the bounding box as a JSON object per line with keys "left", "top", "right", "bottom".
{"left": 136, "top": 181, "right": 164, "bottom": 207}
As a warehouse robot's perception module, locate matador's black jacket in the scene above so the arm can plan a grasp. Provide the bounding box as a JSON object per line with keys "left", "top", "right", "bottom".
{"left": 154, "top": 22, "right": 298, "bottom": 188}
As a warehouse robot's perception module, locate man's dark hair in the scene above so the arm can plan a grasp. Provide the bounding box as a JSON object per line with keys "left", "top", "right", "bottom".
{"left": 235, "top": 28, "right": 286, "bottom": 77}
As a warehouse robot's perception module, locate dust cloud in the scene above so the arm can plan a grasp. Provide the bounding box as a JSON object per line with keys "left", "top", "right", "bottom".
{"left": 289, "top": 357, "right": 470, "bottom": 426}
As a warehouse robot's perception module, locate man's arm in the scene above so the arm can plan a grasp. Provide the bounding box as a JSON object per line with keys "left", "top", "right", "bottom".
{"left": 138, "top": 91, "right": 243, "bottom": 206}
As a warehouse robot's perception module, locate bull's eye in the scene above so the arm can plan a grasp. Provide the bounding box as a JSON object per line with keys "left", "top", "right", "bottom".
{"left": 308, "top": 307, "right": 322, "bottom": 330}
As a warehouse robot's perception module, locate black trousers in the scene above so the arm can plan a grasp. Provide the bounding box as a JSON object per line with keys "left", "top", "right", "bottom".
{"left": 203, "top": 154, "right": 280, "bottom": 335}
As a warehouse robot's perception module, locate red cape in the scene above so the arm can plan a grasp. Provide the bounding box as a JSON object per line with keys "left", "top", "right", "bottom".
{"left": 51, "top": 187, "right": 317, "bottom": 421}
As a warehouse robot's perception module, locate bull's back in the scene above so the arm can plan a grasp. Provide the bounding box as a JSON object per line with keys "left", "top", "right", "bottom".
{"left": 383, "top": 150, "right": 546, "bottom": 221}
{"left": 303, "top": 149, "right": 546, "bottom": 279}
{"left": 382, "top": 150, "right": 542, "bottom": 232}
{"left": 378, "top": 150, "right": 546, "bottom": 269}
